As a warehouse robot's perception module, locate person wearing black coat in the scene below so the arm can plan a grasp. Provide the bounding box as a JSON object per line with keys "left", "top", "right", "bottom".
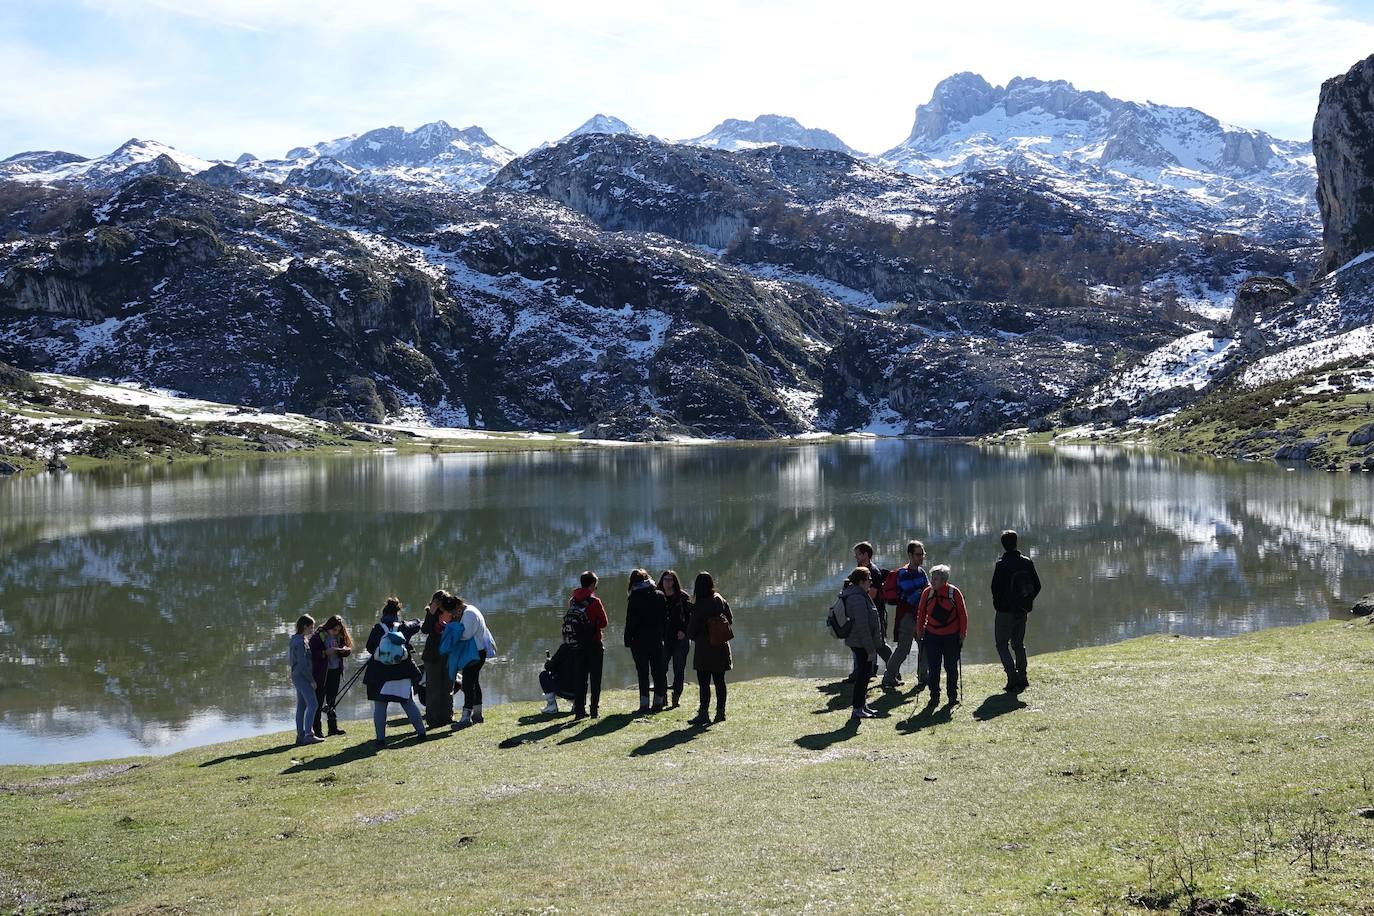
{"left": 990, "top": 530, "right": 1043, "bottom": 693}
{"left": 659, "top": 570, "right": 693, "bottom": 708}
{"left": 624, "top": 568, "right": 670, "bottom": 712}
{"left": 686, "top": 571, "right": 733, "bottom": 726}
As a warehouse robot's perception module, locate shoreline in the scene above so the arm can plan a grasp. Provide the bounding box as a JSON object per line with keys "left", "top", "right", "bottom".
{"left": 2, "top": 614, "right": 1363, "bottom": 770}
{"left": 1, "top": 618, "right": 1370, "bottom": 914}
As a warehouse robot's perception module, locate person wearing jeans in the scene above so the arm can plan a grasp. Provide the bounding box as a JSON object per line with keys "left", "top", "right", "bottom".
{"left": 289, "top": 614, "right": 323, "bottom": 746}
{"left": 362, "top": 597, "right": 426, "bottom": 749}
{"left": 310, "top": 615, "right": 353, "bottom": 737}
{"left": 883, "top": 541, "right": 929, "bottom": 690}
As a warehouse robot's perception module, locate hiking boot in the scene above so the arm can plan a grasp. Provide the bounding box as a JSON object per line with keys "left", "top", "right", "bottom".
{"left": 880, "top": 679, "right": 898, "bottom": 691}
{"left": 542, "top": 693, "right": 559, "bottom": 714}
{"left": 948, "top": 693, "right": 960, "bottom": 706}
{"left": 714, "top": 708, "right": 726, "bottom": 723}
{"left": 1003, "top": 677, "right": 1017, "bottom": 693}
{"left": 688, "top": 712, "right": 711, "bottom": 726}
{"left": 327, "top": 726, "right": 347, "bottom": 736}
{"left": 927, "top": 691, "right": 940, "bottom": 707}
{"left": 472, "top": 705, "right": 484, "bottom": 724}
{"left": 652, "top": 694, "right": 668, "bottom": 711}
{"left": 671, "top": 688, "right": 683, "bottom": 708}
{"left": 1017, "top": 675, "right": 1030, "bottom": 691}
{"left": 862, "top": 705, "right": 878, "bottom": 716}
{"left": 573, "top": 708, "right": 588, "bottom": 721}
{"left": 297, "top": 734, "right": 325, "bottom": 746}
{"left": 638, "top": 694, "right": 651, "bottom": 713}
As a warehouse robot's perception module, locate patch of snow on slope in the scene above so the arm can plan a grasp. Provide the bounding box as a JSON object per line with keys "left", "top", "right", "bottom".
{"left": 1084, "top": 332, "right": 1235, "bottom": 408}
{"left": 1238, "top": 325, "right": 1374, "bottom": 389}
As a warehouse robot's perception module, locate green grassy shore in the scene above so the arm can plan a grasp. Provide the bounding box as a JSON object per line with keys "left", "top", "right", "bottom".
{"left": 3, "top": 620, "right": 1373, "bottom": 915}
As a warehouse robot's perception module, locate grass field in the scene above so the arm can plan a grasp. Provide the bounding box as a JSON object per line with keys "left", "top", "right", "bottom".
{"left": 2, "top": 620, "right": 1373, "bottom": 914}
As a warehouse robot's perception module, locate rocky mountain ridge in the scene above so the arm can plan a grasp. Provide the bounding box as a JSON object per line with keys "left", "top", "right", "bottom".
{"left": 682, "top": 114, "right": 857, "bottom": 156}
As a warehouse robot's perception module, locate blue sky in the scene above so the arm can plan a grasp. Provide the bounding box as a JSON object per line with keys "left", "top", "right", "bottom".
{"left": 3, "top": 0, "right": 1373, "bottom": 160}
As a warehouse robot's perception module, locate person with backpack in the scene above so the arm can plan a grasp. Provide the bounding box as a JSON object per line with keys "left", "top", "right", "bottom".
{"left": 289, "top": 614, "right": 324, "bottom": 746}
{"left": 440, "top": 593, "right": 497, "bottom": 729}
{"left": 624, "top": 569, "right": 670, "bottom": 712}
{"left": 881, "top": 540, "right": 929, "bottom": 690}
{"left": 420, "top": 589, "right": 454, "bottom": 727}
{"left": 659, "top": 570, "right": 693, "bottom": 708}
{"left": 686, "top": 572, "right": 733, "bottom": 726}
{"left": 853, "top": 541, "right": 893, "bottom": 680}
{"left": 916, "top": 565, "right": 968, "bottom": 706}
{"left": 568, "top": 571, "right": 609, "bottom": 720}
{"left": 362, "top": 597, "right": 426, "bottom": 749}
{"left": 835, "top": 568, "right": 882, "bottom": 719}
{"left": 990, "top": 529, "right": 1042, "bottom": 693}
{"left": 309, "top": 614, "right": 353, "bottom": 737}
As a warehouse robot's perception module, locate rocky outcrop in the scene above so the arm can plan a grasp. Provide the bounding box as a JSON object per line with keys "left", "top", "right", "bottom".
{"left": 1350, "top": 593, "right": 1374, "bottom": 617}
{"left": 1349, "top": 422, "right": 1374, "bottom": 447}
{"left": 1227, "top": 276, "right": 1299, "bottom": 351}
{"left": 1314, "top": 54, "right": 1374, "bottom": 274}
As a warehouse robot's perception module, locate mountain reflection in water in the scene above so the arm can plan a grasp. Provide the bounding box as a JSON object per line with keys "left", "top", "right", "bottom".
{"left": 2, "top": 440, "right": 1369, "bottom": 763}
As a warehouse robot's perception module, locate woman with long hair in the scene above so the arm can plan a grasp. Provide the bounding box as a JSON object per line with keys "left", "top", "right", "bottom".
{"left": 309, "top": 614, "right": 354, "bottom": 737}
{"left": 686, "top": 571, "right": 733, "bottom": 726}
{"left": 659, "top": 569, "right": 693, "bottom": 708}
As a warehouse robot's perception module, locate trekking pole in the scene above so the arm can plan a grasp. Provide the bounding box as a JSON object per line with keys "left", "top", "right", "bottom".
{"left": 321, "top": 659, "right": 369, "bottom": 716}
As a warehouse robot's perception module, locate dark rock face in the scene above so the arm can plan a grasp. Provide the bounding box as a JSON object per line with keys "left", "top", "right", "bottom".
{"left": 1228, "top": 276, "right": 1299, "bottom": 350}
{"left": 1274, "top": 436, "right": 1327, "bottom": 461}
{"left": 1314, "top": 53, "right": 1374, "bottom": 274}
{"left": 1348, "top": 422, "right": 1374, "bottom": 447}
{"left": 1351, "top": 593, "right": 1374, "bottom": 616}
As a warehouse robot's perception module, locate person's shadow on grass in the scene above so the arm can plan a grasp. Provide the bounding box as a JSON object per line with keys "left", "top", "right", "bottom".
{"left": 629, "top": 725, "right": 707, "bottom": 757}
{"left": 198, "top": 741, "right": 299, "bottom": 767}
{"left": 972, "top": 692, "right": 1027, "bottom": 721}
{"left": 556, "top": 712, "right": 635, "bottom": 745}
{"left": 795, "top": 716, "right": 860, "bottom": 750}
{"left": 896, "top": 700, "right": 955, "bottom": 734}
{"left": 814, "top": 680, "right": 858, "bottom": 714}
{"left": 278, "top": 738, "right": 383, "bottom": 774}
{"left": 499, "top": 719, "right": 579, "bottom": 749}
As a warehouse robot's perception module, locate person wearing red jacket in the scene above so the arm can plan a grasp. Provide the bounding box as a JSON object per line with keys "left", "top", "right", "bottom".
{"left": 570, "top": 571, "right": 609, "bottom": 719}
{"left": 915, "top": 564, "right": 968, "bottom": 706}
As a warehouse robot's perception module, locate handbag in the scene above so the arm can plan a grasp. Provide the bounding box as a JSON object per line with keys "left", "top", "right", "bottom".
{"left": 707, "top": 606, "right": 734, "bottom": 647}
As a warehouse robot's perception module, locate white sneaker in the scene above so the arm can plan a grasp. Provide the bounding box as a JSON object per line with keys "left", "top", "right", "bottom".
{"left": 541, "top": 693, "right": 559, "bottom": 714}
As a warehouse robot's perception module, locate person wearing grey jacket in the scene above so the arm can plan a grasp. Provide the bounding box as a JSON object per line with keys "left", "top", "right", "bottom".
{"left": 289, "top": 614, "right": 324, "bottom": 746}
{"left": 840, "top": 568, "right": 882, "bottom": 720}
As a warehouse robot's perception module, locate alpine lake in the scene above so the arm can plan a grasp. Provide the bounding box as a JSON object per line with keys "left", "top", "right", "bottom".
{"left": 2, "top": 439, "right": 1370, "bottom": 764}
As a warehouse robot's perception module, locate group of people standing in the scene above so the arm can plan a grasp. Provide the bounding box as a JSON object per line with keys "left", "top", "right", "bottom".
{"left": 283, "top": 531, "right": 1042, "bottom": 746}
{"left": 540, "top": 569, "right": 735, "bottom": 726}
{"left": 833, "top": 530, "right": 1042, "bottom": 720}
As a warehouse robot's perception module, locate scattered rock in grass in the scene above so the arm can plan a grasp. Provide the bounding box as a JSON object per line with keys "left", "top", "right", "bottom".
{"left": 997, "top": 843, "right": 1024, "bottom": 851}
{"left": 1183, "top": 891, "right": 1282, "bottom": 915}
{"left": 315, "top": 774, "right": 336, "bottom": 784}
{"left": 1348, "top": 422, "right": 1374, "bottom": 447}
{"left": 454, "top": 835, "right": 476, "bottom": 848}
{"left": 1274, "top": 436, "right": 1326, "bottom": 461}
{"left": 114, "top": 815, "right": 135, "bottom": 828}
{"left": 923, "top": 775, "right": 938, "bottom": 782}
{"left": 1354, "top": 806, "right": 1374, "bottom": 819}
{"left": 55, "top": 893, "right": 92, "bottom": 914}
{"left": 1350, "top": 593, "right": 1374, "bottom": 617}
{"left": 257, "top": 433, "right": 305, "bottom": 452}
{"left": 1124, "top": 888, "right": 1179, "bottom": 911}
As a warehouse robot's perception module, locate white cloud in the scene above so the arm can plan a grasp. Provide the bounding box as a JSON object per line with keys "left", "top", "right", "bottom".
{"left": 3, "top": 0, "right": 1371, "bottom": 160}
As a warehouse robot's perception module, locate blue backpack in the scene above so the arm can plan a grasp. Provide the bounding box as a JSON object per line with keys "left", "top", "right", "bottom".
{"left": 374, "top": 624, "right": 409, "bottom": 665}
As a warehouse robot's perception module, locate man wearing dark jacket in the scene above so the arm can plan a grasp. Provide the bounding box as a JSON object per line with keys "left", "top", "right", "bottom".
{"left": 420, "top": 589, "right": 454, "bottom": 727}
{"left": 990, "top": 530, "right": 1042, "bottom": 693}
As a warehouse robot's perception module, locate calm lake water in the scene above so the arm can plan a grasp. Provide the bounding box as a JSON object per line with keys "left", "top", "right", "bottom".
{"left": 2, "top": 440, "right": 1370, "bottom": 764}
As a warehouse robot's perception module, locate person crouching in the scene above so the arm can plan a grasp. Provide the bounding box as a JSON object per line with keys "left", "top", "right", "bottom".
{"left": 916, "top": 565, "right": 968, "bottom": 706}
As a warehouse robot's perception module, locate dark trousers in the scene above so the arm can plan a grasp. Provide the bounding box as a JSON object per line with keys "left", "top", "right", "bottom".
{"left": 850, "top": 646, "right": 871, "bottom": 710}
{"left": 666, "top": 637, "right": 690, "bottom": 698}
{"left": 630, "top": 641, "right": 668, "bottom": 700}
{"left": 576, "top": 643, "right": 604, "bottom": 714}
{"left": 924, "top": 633, "right": 961, "bottom": 698}
{"left": 697, "top": 670, "right": 727, "bottom": 715}
{"left": 312, "top": 667, "right": 342, "bottom": 734}
{"left": 425, "top": 662, "right": 454, "bottom": 727}
{"left": 460, "top": 651, "right": 486, "bottom": 710}
{"left": 995, "top": 612, "right": 1028, "bottom": 679}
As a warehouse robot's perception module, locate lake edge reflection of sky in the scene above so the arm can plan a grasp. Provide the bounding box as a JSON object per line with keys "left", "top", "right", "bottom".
{"left": 2, "top": 441, "right": 1370, "bottom": 764}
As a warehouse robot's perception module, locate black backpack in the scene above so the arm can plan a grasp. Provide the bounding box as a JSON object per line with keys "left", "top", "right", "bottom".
{"left": 562, "top": 598, "right": 594, "bottom": 646}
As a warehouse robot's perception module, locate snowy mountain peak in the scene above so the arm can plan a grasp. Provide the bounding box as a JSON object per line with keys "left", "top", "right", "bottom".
{"left": 881, "top": 71, "right": 1317, "bottom": 240}
{"left": 683, "top": 114, "right": 858, "bottom": 155}
{"left": 1, "top": 138, "right": 214, "bottom": 187}
{"left": 558, "top": 114, "right": 641, "bottom": 143}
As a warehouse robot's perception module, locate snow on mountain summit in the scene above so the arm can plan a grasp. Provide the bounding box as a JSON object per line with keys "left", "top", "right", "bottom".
{"left": 1, "top": 138, "right": 216, "bottom": 188}
{"left": 557, "top": 114, "right": 643, "bottom": 144}
{"left": 683, "top": 114, "right": 859, "bottom": 156}
{"left": 882, "top": 72, "right": 1317, "bottom": 239}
